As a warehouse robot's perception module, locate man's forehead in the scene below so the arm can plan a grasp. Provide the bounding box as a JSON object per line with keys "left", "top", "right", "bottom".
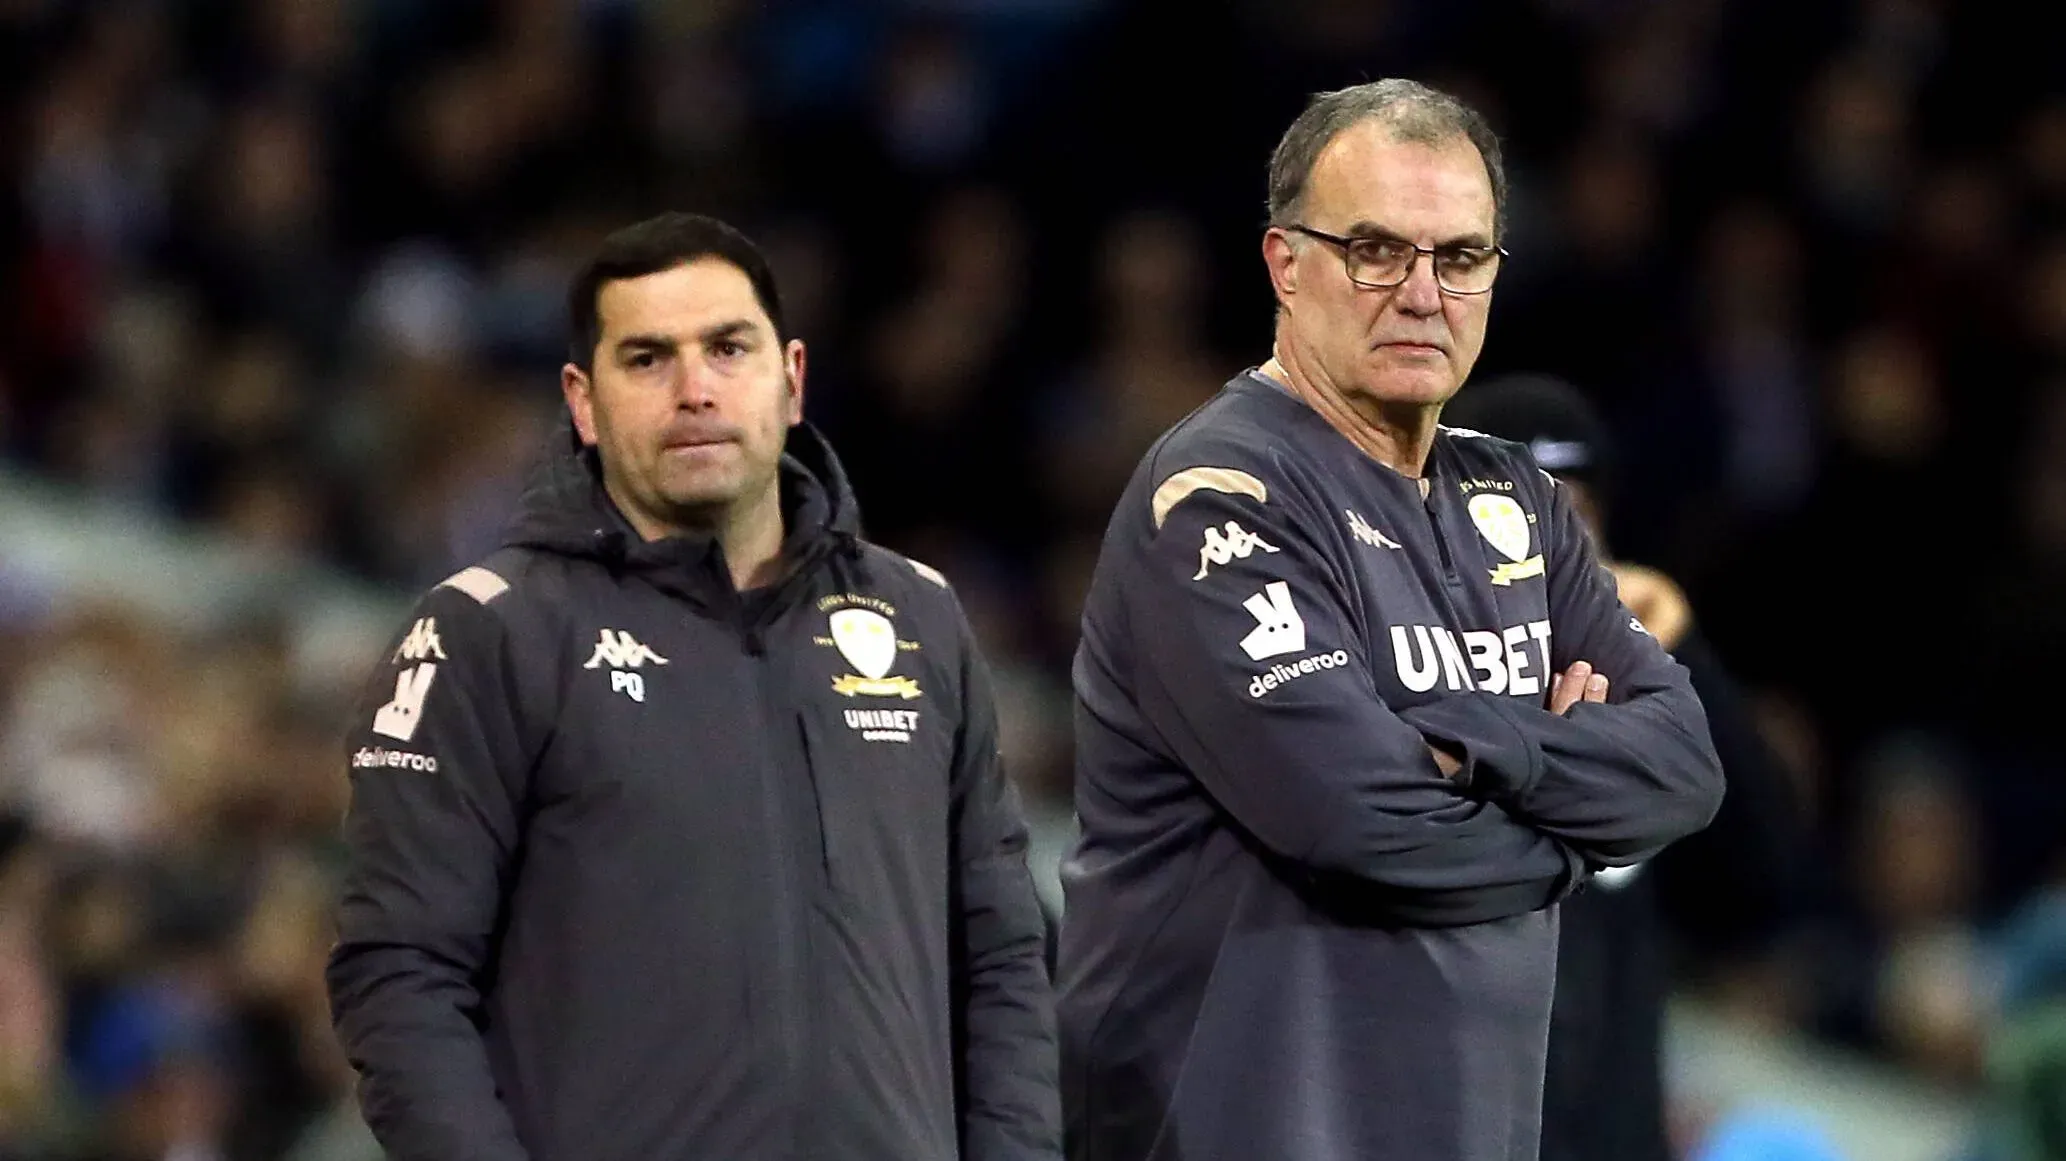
{"left": 1307, "top": 122, "right": 1494, "bottom": 233}
{"left": 598, "top": 258, "right": 770, "bottom": 334}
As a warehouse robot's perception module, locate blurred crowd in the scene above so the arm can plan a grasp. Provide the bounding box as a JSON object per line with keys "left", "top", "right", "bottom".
{"left": 0, "top": 0, "right": 2062, "bottom": 1159}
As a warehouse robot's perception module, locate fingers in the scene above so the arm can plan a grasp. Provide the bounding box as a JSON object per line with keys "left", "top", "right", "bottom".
{"left": 1548, "top": 660, "right": 1590, "bottom": 715}
{"left": 1549, "top": 661, "right": 1610, "bottom": 714}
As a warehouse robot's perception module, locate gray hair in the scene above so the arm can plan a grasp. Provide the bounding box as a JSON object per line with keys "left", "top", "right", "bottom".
{"left": 1266, "top": 79, "right": 1508, "bottom": 240}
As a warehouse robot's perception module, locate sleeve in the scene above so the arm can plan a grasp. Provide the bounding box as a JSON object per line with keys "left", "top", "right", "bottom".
{"left": 325, "top": 586, "right": 535, "bottom": 1161}
{"left": 1397, "top": 478, "right": 1725, "bottom": 866}
{"left": 1122, "top": 465, "right": 1582, "bottom": 926}
{"left": 949, "top": 617, "right": 1063, "bottom": 1161}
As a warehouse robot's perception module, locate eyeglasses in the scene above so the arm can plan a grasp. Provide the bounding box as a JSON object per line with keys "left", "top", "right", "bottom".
{"left": 1285, "top": 225, "right": 1508, "bottom": 296}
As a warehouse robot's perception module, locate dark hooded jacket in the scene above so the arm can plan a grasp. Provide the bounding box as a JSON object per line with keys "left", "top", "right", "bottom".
{"left": 327, "top": 423, "right": 1059, "bottom": 1161}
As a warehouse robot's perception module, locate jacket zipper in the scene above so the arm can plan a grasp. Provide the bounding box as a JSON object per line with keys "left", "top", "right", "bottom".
{"left": 1423, "top": 486, "right": 1464, "bottom": 589}
{"left": 738, "top": 542, "right": 841, "bottom": 1159}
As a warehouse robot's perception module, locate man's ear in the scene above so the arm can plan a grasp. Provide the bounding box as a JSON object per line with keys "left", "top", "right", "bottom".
{"left": 562, "top": 363, "right": 599, "bottom": 446}
{"left": 1263, "top": 227, "right": 1300, "bottom": 304}
{"left": 783, "top": 339, "right": 806, "bottom": 426}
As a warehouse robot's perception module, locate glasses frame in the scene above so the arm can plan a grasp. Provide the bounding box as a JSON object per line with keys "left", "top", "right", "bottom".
{"left": 1284, "top": 224, "right": 1509, "bottom": 296}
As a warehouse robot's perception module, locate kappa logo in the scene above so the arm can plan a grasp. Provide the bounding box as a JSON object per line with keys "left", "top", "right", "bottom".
{"left": 374, "top": 618, "right": 445, "bottom": 742}
{"left": 1345, "top": 509, "right": 1402, "bottom": 550}
{"left": 584, "top": 629, "right": 667, "bottom": 703}
{"left": 1194, "top": 520, "right": 1279, "bottom": 579}
{"left": 393, "top": 618, "right": 446, "bottom": 663}
{"left": 1238, "top": 581, "right": 1306, "bottom": 661}
{"left": 1467, "top": 493, "right": 1546, "bottom": 586}
{"left": 585, "top": 629, "right": 668, "bottom": 670}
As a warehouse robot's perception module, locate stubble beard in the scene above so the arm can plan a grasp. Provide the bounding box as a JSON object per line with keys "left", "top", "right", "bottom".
{"left": 653, "top": 445, "right": 782, "bottom": 537}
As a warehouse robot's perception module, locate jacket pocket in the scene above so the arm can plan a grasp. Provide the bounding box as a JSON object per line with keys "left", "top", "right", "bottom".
{"left": 795, "top": 705, "right": 952, "bottom": 905}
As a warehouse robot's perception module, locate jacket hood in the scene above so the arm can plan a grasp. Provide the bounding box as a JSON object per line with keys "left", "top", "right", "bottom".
{"left": 501, "top": 414, "right": 864, "bottom": 575}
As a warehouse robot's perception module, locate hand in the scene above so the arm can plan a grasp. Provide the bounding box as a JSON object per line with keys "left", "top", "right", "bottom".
{"left": 1608, "top": 562, "right": 1692, "bottom": 650}
{"left": 1428, "top": 743, "right": 1463, "bottom": 779}
{"left": 1549, "top": 660, "right": 1610, "bottom": 715}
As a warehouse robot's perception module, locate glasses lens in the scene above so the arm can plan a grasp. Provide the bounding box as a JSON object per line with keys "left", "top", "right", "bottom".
{"left": 1435, "top": 249, "right": 1501, "bottom": 294}
{"left": 1346, "top": 239, "right": 1413, "bottom": 287}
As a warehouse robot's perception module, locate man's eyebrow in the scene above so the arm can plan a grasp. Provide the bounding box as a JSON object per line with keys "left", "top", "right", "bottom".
{"left": 610, "top": 320, "right": 764, "bottom": 357}
{"left": 613, "top": 333, "right": 678, "bottom": 355}
{"left": 697, "top": 319, "right": 761, "bottom": 344}
{"left": 1342, "top": 220, "right": 1496, "bottom": 249}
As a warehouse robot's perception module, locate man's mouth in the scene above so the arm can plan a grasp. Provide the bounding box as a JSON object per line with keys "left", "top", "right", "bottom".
{"left": 663, "top": 431, "right": 736, "bottom": 450}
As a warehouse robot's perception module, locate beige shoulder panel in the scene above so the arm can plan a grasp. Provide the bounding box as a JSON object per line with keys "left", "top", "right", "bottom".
{"left": 1150, "top": 466, "right": 1268, "bottom": 529}
{"left": 902, "top": 556, "right": 949, "bottom": 588}
{"left": 437, "top": 565, "right": 510, "bottom": 604}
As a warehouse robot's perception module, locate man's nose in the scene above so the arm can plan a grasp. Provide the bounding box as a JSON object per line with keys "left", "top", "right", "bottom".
{"left": 674, "top": 363, "right": 720, "bottom": 410}
{"left": 1391, "top": 253, "right": 1444, "bottom": 316}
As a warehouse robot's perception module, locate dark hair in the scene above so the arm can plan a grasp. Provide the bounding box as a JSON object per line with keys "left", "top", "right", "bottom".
{"left": 566, "top": 212, "right": 787, "bottom": 367}
{"left": 1266, "top": 79, "right": 1508, "bottom": 242}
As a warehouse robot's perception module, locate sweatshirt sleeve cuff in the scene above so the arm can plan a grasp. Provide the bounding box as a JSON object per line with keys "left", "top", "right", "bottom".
{"left": 1397, "top": 697, "right": 1545, "bottom": 802}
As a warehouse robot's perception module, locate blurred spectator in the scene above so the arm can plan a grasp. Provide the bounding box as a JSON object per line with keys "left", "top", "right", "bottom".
{"left": 1813, "top": 734, "right": 1990, "bottom": 1086}
{"left": 1034, "top": 207, "right": 1223, "bottom": 535}
{"left": 174, "top": 100, "right": 345, "bottom": 361}
{"left": 840, "top": 184, "right": 1044, "bottom": 563}
{"left": 1, "top": 819, "right": 64, "bottom": 1161}
{"left": 1798, "top": 53, "right": 1914, "bottom": 242}
{"left": 1985, "top": 863, "right": 2066, "bottom": 1161}
{"left": 0, "top": 606, "right": 175, "bottom": 853}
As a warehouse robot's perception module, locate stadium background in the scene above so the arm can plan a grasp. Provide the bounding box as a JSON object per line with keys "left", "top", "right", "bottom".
{"left": 0, "top": 0, "right": 2060, "bottom": 1159}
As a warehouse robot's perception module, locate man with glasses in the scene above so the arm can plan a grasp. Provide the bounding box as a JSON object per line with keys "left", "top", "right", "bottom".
{"left": 1056, "top": 80, "right": 1724, "bottom": 1161}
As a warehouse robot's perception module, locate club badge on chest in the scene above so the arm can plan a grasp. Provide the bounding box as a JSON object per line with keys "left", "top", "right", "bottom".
{"left": 813, "top": 601, "right": 924, "bottom": 699}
